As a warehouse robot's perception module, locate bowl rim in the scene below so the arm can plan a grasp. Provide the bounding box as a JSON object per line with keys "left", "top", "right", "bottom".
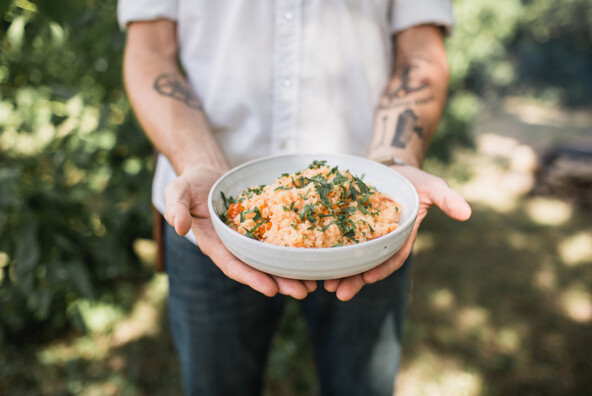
{"left": 207, "top": 153, "right": 419, "bottom": 253}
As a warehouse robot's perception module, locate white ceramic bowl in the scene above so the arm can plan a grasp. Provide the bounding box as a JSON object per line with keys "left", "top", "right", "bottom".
{"left": 208, "top": 154, "right": 419, "bottom": 280}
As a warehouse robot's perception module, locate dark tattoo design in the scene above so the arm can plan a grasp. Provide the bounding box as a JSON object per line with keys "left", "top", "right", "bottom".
{"left": 378, "top": 95, "right": 435, "bottom": 111}
{"left": 391, "top": 109, "right": 423, "bottom": 148}
{"left": 415, "top": 95, "right": 435, "bottom": 106}
{"left": 154, "top": 73, "right": 203, "bottom": 110}
{"left": 385, "top": 64, "right": 429, "bottom": 101}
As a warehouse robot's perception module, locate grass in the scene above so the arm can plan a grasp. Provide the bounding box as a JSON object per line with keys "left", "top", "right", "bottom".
{"left": 1, "top": 97, "right": 591, "bottom": 395}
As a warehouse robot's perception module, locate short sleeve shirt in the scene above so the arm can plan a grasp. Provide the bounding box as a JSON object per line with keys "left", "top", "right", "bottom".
{"left": 118, "top": 0, "right": 454, "bottom": 216}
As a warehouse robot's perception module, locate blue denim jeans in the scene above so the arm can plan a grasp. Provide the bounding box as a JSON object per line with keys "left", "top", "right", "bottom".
{"left": 164, "top": 224, "right": 411, "bottom": 396}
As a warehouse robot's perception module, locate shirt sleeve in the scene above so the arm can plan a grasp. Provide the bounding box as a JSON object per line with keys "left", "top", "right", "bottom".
{"left": 391, "top": 0, "right": 455, "bottom": 36}
{"left": 117, "top": 0, "right": 178, "bottom": 30}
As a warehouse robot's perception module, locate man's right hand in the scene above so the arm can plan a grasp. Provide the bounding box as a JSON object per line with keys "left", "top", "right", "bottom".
{"left": 163, "top": 164, "right": 317, "bottom": 299}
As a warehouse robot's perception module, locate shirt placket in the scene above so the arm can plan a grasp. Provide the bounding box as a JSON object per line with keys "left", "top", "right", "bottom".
{"left": 271, "top": 0, "right": 302, "bottom": 153}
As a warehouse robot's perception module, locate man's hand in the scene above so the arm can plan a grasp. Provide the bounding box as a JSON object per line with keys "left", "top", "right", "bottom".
{"left": 324, "top": 165, "right": 471, "bottom": 301}
{"left": 163, "top": 164, "right": 317, "bottom": 299}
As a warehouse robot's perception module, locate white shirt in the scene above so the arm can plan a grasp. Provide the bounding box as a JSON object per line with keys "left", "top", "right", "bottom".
{"left": 118, "top": 0, "right": 454, "bottom": 219}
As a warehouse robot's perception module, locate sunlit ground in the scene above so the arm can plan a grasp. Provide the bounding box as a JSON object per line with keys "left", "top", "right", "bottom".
{"left": 1, "top": 97, "right": 591, "bottom": 395}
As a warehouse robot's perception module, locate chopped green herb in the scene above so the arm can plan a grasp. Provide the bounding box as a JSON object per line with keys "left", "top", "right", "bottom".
{"left": 241, "top": 207, "right": 262, "bottom": 222}
{"left": 221, "top": 192, "right": 236, "bottom": 210}
{"left": 343, "top": 230, "right": 359, "bottom": 243}
{"left": 357, "top": 202, "right": 369, "bottom": 215}
{"left": 358, "top": 193, "right": 371, "bottom": 205}
{"left": 244, "top": 230, "right": 258, "bottom": 240}
{"left": 321, "top": 221, "right": 336, "bottom": 232}
{"left": 349, "top": 185, "right": 359, "bottom": 201}
{"left": 308, "top": 160, "right": 327, "bottom": 169}
{"left": 353, "top": 175, "right": 370, "bottom": 194}
{"left": 247, "top": 185, "right": 266, "bottom": 195}
{"left": 313, "top": 175, "right": 333, "bottom": 209}
{"left": 298, "top": 189, "right": 310, "bottom": 200}
{"left": 299, "top": 203, "right": 316, "bottom": 222}
{"left": 247, "top": 220, "right": 267, "bottom": 233}
{"left": 219, "top": 212, "right": 228, "bottom": 224}
{"left": 332, "top": 173, "right": 349, "bottom": 185}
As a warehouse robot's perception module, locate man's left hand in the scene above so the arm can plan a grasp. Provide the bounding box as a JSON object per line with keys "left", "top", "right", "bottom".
{"left": 324, "top": 165, "right": 472, "bottom": 301}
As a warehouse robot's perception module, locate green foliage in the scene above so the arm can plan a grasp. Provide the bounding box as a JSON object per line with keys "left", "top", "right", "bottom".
{"left": 0, "top": 0, "right": 153, "bottom": 343}
{"left": 513, "top": 0, "right": 592, "bottom": 105}
{"left": 432, "top": 0, "right": 524, "bottom": 161}
{"left": 433, "top": 0, "right": 592, "bottom": 161}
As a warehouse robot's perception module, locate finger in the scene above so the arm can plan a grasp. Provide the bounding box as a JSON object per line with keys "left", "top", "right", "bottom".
{"left": 197, "top": 230, "right": 279, "bottom": 297}
{"left": 324, "top": 278, "right": 341, "bottom": 293}
{"left": 164, "top": 179, "right": 193, "bottom": 235}
{"left": 335, "top": 274, "right": 366, "bottom": 301}
{"left": 363, "top": 227, "right": 416, "bottom": 284}
{"left": 273, "top": 276, "right": 310, "bottom": 300}
{"left": 431, "top": 183, "right": 472, "bottom": 222}
{"left": 219, "top": 256, "right": 279, "bottom": 297}
{"left": 303, "top": 280, "right": 318, "bottom": 293}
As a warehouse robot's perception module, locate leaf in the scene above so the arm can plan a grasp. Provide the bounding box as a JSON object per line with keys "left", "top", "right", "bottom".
{"left": 0, "top": 0, "right": 10, "bottom": 19}
{"left": 35, "top": 0, "right": 71, "bottom": 26}
{"left": 14, "top": 222, "right": 40, "bottom": 293}
{"left": 65, "top": 260, "right": 94, "bottom": 297}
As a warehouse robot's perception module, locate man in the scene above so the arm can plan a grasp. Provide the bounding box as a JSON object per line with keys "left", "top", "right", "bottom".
{"left": 119, "top": 1, "right": 471, "bottom": 395}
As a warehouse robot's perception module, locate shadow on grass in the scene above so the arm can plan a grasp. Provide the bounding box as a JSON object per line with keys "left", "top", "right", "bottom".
{"left": 403, "top": 202, "right": 592, "bottom": 395}
{"left": 0, "top": 298, "right": 182, "bottom": 396}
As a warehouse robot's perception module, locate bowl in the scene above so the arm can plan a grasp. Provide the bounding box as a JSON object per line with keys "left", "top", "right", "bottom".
{"left": 207, "top": 153, "right": 419, "bottom": 280}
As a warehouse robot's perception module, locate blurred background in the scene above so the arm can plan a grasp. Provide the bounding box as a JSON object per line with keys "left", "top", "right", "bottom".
{"left": 0, "top": 0, "right": 591, "bottom": 395}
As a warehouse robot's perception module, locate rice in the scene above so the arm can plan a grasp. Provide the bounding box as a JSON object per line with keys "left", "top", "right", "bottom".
{"left": 219, "top": 160, "right": 402, "bottom": 248}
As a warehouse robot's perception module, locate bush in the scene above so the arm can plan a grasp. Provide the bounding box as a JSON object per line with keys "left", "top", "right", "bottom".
{"left": 0, "top": 0, "right": 153, "bottom": 343}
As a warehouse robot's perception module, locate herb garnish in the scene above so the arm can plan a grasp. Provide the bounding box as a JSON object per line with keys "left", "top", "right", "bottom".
{"left": 309, "top": 160, "right": 327, "bottom": 169}
{"left": 219, "top": 160, "right": 393, "bottom": 246}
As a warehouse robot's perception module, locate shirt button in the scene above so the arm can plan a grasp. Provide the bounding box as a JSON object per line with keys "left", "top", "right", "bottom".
{"left": 282, "top": 78, "right": 292, "bottom": 88}
{"left": 279, "top": 140, "right": 288, "bottom": 149}
{"left": 284, "top": 12, "right": 294, "bottom": 21}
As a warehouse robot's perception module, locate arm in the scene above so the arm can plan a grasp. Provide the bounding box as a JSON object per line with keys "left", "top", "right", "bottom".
{"left": 368, "top": 25, "right": 450, "bottom": 168}
{"left": 123, "top": 20, "right": 316, "bottom": 298}
{"left": 325, "top": 25, "right": 471, "bottom": 300}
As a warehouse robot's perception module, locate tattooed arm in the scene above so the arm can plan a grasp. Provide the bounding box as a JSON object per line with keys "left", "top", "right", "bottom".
{"left": 123, "top": 20, "right": 227, "bottom": 172}
{"left": 123, "top": 20, "right": 316, "bottom": 299}
{"left": 325, "top": 25, "right": 471, "bottom": 300}
{"left": 368, "top": 25, "right": 450, "bottom": 167}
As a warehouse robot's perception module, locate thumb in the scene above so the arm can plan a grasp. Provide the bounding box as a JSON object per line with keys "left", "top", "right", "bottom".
{"left": 430, "top": 183, "right": 472, "bottom": 221}
{"left": 164, "top": 178, "right": 193, "bottom": 236}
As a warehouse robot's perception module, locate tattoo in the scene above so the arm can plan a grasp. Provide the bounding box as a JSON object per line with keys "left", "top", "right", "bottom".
{"left": 385, "top": 65, "right": 428, "bottom": 101}
{"left": 378, "top": 94, "right": 435, "bottom": 111}
{"left": 415, "top": 95, "right": 435, "bottom": 106}
{"left": 391, "top": 109, "right": 423, "bottom": 149}
{"left": 154, "top": 73, "right": 203, "bottom": 110}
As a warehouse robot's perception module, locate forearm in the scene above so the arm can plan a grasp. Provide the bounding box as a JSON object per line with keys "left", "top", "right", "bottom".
{"left": 368, "top": 25, "right": 449, "bottom": 168}
{"left": 123, "top": 20, "right": 228, "bottom": 174}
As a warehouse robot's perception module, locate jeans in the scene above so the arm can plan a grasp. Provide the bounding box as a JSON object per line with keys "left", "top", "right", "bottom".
{"left": 164, "top": 224, "right": 412, "bottom": 396}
